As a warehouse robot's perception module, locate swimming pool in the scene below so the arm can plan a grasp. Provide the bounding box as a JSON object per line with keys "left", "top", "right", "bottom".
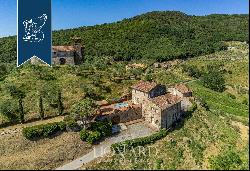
{"left": 114, "top": 102, "right": 129, "bottom": 109}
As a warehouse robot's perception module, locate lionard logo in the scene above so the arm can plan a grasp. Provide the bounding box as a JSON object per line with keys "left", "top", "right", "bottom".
{"left": 22, "top": 14, "right": 48, "bottom": 43}
{"left": 17, "top": 0, "right": 52, "bottom": 67}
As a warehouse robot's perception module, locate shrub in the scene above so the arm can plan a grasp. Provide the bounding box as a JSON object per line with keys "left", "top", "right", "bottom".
{"left": 242, "top": 98, "right": 248, "bottom": 105}
{"left": 86, "top": 131, "right": 101, "bottom": 144}
{"left": 90, "top": 119, "right": 112, "bottom": 137}
{"left": 111, "top": 129, "right": 168, "bottom": 153}
{"left": 155, "top": 159, "right": 163, "bottom": 169}
{"left": 57, "top": 121, "right": 66, "bottom": 130}
{"left": 64, "top": 116, "right": 78, "bottom": 129}
{"left": 79, "top": 129, "right": 89, "bottom": 141}
{"left": 182, "top": 65, "right": 202, "bottom": 78}
{"left": 227, "top": 93, "right": 236, "bottom": 99}
{"left": 79, "top": 120, "right": 112, "bottom": 144}
{"left": 22, "top": 121, "right": 66, "bottom": 140}
{"left": 199, "top": 98, "right": 210, "bottom": 111}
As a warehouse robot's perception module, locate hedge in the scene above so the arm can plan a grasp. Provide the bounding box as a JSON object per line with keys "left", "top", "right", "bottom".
{"left": 111, "top": 129, "right": 168, "bottom": 153}
{"left": 22, "top": 121, "right": 66, "bottom": 140}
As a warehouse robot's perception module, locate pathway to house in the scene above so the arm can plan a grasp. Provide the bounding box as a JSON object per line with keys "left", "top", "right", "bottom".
{"left": 56, "top": 121, "right": 155, "bottom": 170}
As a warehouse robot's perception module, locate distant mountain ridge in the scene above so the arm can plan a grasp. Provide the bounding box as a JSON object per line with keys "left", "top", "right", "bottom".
{"left": 0, "top": 11, "right": 249, "bottom": 63}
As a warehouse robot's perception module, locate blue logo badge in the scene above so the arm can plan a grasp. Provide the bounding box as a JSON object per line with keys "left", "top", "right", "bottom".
{"left": 17, "top": 0, "right": 52, "bottom": 66}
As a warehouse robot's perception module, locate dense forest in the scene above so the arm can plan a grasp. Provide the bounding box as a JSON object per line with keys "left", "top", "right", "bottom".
{"left": 0, "top": 11, "right": 249, "bottom": 63}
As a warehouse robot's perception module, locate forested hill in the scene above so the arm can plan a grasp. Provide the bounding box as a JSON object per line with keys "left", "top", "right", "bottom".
{"left": 0, "top": 11, "right": 249, "bottom": 63}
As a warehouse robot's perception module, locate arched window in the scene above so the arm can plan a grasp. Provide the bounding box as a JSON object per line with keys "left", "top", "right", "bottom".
{"left": 59, "top": 58, "right": 66, "bottom": 65}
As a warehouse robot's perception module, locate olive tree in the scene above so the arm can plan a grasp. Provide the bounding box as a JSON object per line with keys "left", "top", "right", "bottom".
{"left": 71, "top": 98, "right": 97, "bottom": 129}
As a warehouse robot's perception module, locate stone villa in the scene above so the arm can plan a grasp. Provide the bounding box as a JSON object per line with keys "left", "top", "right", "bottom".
{"left": 96, "top": 81, "right": 192, "bottom": 130}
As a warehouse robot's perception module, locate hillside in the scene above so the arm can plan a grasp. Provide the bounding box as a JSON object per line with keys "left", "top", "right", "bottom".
{"left": 83, "top": 42, "right": 249, "bottom": 170}
{"left": 0, "top": 10, "right": 249, "bottom": 170}
{"left": 0, "top": 11, "right": 249, "bottom": 63}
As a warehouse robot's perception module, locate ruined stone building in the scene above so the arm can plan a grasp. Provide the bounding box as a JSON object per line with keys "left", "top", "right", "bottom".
{"left": 52, "top": 38, "right": 84, "bottom": 65}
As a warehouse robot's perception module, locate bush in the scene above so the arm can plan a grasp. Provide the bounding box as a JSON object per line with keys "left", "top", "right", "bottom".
{"left": 182, "top": 65, "right": 202, "bottom": 78}
{"left": 227, "top": 93, "right": 236, "bottom": 99}
{"left": 90, "top": 119, "right": 112, "bottom": 137}
{"left": 86, "top": 131, "right": 101, "bottom": 144}
{"left": 242, "top": 98, "right": 248, "bottom": 105}
{"left": 199, "top": 98, "right": 210, "bottom": 111}
{"left": 111, "top": 129, "right": 168, "bottom": 153}
{"left": 79, "top": 129, "right": 89, "bottom": 141}
{"left": 64, "top": 116, "right": 78, "bottom": 129}
{"left": 80, "top": 129, "right": 101, "bottom": 144}
{"left": 79, "top": 120, "right": 112, "bottom": 144}
{"left": 22, "top": 121, "right": 66, "bottom": 140}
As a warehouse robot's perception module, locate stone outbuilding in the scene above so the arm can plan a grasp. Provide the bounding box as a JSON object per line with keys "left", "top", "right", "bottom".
{"left": 168, "top": 84, "right": 193, "bottom": 111}
{"left": 52, "top": 38, "right": 84, "bottom": 65}
{"left": 173, "top": 84, "right": 192, "bottom": 98}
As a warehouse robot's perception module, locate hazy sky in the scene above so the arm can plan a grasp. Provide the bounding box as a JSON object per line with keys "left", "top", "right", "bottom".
{"left": 0, "top": 0, "right": 249, "bottom": 37}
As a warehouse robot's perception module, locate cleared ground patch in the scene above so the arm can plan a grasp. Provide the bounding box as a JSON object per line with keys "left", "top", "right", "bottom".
{"left": 0, "top": 131, "right": 92, "bottom": 170}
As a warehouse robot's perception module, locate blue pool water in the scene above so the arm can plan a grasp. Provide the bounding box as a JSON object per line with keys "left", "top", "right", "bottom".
{"left": 114, "top": 102, "right": 129, "bottom": 109}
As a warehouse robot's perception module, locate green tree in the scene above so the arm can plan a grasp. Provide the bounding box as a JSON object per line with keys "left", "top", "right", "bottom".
{"left": 7, "top": 85, "right": 26, "bottom": 123}
{"left": 0, "top": 100, "right": 19, "bottom": 122}
{"left": 0, "top": 64, "right": 8, "bottom": 80}
{"left": 38, "top": 95, "right": 45, "bottom": 120}
{"left": 182, "top": 64, "right": 202, "bottom": 78}
{"left": 57, "top": 90, "right": 64, "bottom": 115}
{"left": 71, "top": 98, "right": 97, "bottom": 129}
{"left": 201, "top": 65, "right": 225, "bottom": 92}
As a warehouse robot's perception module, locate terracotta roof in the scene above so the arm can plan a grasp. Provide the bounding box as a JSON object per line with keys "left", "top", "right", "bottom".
{"left": 175, "top": 84, "right": 192, "bottom": 94}
{"left": 52, "top": 46, "right": 75, "bottom": 52}
{"left": 131, "top": 81, "right": 158, "bottom": 93}
{"left": 150, "top": 93, "right": 181, "bottom": 109}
